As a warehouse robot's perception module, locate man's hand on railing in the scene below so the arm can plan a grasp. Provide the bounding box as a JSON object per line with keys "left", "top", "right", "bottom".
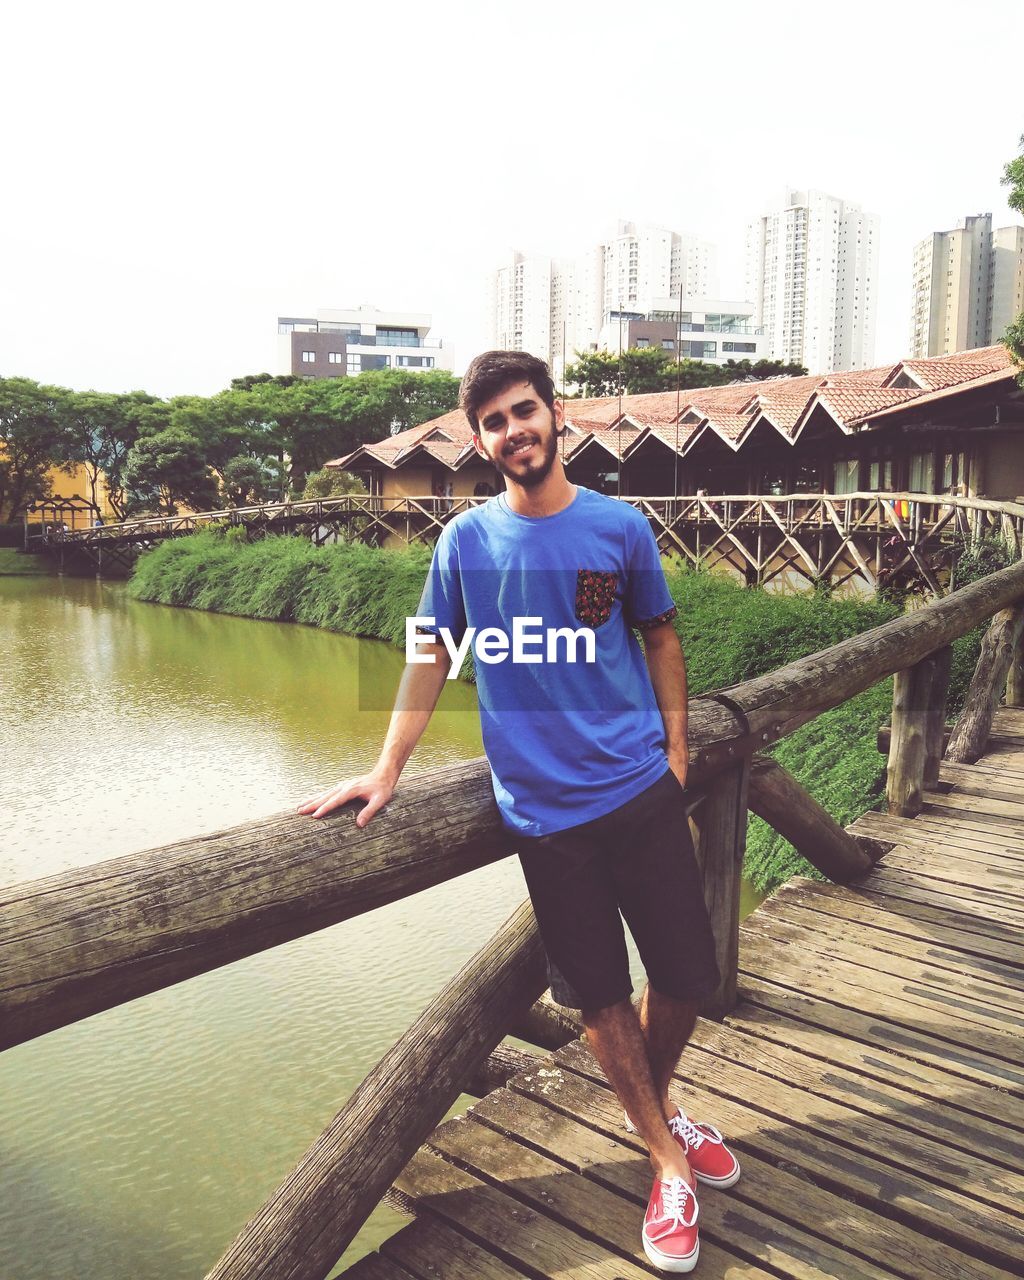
{"left": 297, "top": 768, "right": 397, "bottom": 826}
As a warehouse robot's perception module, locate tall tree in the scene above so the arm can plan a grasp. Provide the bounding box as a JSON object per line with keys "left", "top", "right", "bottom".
{"left": 124, "top": 426, "right": 220, "bottom": 515}
{"left": 58, "top": 389, "right": 155, "bottom": 517}
{"left": 565, "top": 348, "right": 807, "bottom": 397}
{"left": 0, "top": 378, "right": 73, "bottom": 521}
{"left": 244, "top": 369, "right": 460, "bottom": 495}
{"left": 1002, "top": 134, "right": 1024, "bottom": 378}
{"left": 105, "top": 393, "right": 168, "bottom": 518}
{"left": 229, "top": 372, "right": 300, "bottom": 392}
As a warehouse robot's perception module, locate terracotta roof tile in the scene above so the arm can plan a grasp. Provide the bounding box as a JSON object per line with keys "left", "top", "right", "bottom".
{"left": 331, "top": 344, "right": 1020, "bottom": 468}
{"left": 816, "top": 386, "right": 922, "bottom": 425}
{"left": 853, "top": 363, "right": 1020, "bottom": 425}
{"left": 897, "top": 345, "right": 1015, "bottom": 391}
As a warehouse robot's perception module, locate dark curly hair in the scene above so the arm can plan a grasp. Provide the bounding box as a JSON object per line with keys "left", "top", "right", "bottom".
{"left": 459, "top": 350, "right": 556, "bottom": 432}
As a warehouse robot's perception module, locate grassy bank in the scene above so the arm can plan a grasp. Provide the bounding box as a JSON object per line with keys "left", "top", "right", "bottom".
{"left": 129, "top": 532, "right": 983, "bottom": 891}
{"left": 0, "top": 548, "right": 52, "bottom": 575}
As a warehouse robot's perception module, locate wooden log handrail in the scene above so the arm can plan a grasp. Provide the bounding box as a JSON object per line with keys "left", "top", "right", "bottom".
{"left": 946, "top": 605, "right": 1024, "bottom": 763}
{"left": 206, "top": 900, "right": 546, "bottom": 1280}
{"left": 7, "top": 559, "right": 1024, "bottom": 1050}
{"left": 0, "top": 760, "right": 511, "bottom": 1052}
{"left": 702, "top": 557, "right": 1024, "bottom": 745}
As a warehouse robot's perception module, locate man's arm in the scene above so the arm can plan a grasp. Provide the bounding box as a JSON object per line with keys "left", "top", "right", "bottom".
{"left": 640, "top": 621, "right": 689, "bottom": 787}
{"left": 297, "top": 637, "right": 453, "bottom": 826}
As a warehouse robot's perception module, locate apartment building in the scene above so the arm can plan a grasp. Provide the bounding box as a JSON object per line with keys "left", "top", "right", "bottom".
{"left": 910, "top": 214, "right": 1024, "bottom": 357}
{"left": 490, "top": 221, "right": 720, "bottom": 379}
{"left": 596, "top": 297, "right": 768, "bottom": 364}
{"left": 277, "top": 305, "right": 454, "bottom": 380}
{"left": 490, "top": 254, "right": 553, "bottom": 361}
{"left": 746, "top": 189, "right": 879, "bottom": 373}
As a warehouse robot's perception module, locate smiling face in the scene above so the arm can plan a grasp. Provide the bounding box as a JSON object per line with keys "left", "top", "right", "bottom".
{"left": 471, "top": 379, "right": 564, "bottom": 490}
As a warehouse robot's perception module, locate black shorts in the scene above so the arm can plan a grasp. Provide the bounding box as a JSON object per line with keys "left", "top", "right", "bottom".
{"left": 516, "top": 768, "right": 720, "bottom": 1012}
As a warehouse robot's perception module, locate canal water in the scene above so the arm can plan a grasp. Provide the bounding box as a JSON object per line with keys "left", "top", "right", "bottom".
{"left": 1, "top": 575, "right": 760, "bottom": 1279}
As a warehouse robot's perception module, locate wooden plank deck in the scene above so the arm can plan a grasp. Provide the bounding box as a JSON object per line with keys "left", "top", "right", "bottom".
{"left": 342, "top": 721, "right": 1024, "bottom": 1280}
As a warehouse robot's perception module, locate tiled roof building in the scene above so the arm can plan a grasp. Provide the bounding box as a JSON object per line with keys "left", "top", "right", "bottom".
{"left": 332, "top": 345, "right": 1024, "bottom": 506}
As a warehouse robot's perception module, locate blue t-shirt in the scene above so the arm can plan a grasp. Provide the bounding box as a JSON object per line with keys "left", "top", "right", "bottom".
{"left": 417, "top": 485, "right": 678, "bottom": 836}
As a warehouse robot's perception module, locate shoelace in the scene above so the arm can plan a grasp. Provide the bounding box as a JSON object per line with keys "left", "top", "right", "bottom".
{"left": 659, "top": 1176, "right": 698, "bottom": 1229}
{"left": 670, "top": 1112, "right": 722, "bottom": 1151}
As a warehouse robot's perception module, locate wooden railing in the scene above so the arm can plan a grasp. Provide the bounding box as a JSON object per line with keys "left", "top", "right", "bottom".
{"left": 29, "top": 491, "right": 1024, "bottom": 595}
{"left": 4, "top": 559, "right": 1024, "bottom": 1278}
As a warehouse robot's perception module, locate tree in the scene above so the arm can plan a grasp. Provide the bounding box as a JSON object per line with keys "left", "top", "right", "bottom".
{"left": 302, "top": 466, "right": 367, "bottom": 500}
{"left": 349, "top": 368, "right": 461, "bottom": 436}
{"left": 221, "top": 455, "right": 275, "bottom": 506}
{"left": 564, "top": 348, "right": 807, "bottom": 397}
{"left": 726, "top": 358, "right": 809, "bottom": 381}
{"left": 0, "top": 377, "right": 73, "bottom": 521}
{"left": 124, "top": 426, "right": 220, "bottom": 515}
{"left": 58, "top": 389, "right": 159, "bottom": 518}
{"left": 243, "top": 369, "right": 460, "bottom": 497}
{"left": 1002, "top": 134, "right": 1024, "bottom": 378}
{"left": 229, "top": 372, "right": 300, "bottom": 392}
{"left": 105, "top": 393, "right": 168, "bottom": 518}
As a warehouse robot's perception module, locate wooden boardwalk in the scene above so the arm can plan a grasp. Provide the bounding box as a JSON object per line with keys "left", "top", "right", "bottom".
{"left": 344, "top": 714, "right": 1024, "bottom": 1280}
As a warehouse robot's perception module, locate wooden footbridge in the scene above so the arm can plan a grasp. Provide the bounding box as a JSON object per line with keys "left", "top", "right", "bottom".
{"left": 3, "top": 563, "right": 1024, "bottom": 1279}
{"left": 25, "top": 490, "right": 1024, "bottom": 595}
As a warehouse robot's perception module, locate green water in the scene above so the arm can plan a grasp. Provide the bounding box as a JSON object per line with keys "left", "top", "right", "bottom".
{"left": 0, "top": 576, "right": 761, "bottom": 1279}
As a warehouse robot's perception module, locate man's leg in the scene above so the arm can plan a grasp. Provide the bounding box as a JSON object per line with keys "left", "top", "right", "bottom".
{"left": 637, "top": 982, "right": 699, "bottom": 1119}
{"left": 583, "top": 997, "right": 692, "bottom": 1184}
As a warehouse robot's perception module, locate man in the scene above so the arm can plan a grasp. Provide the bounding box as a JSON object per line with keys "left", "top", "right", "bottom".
{"left": 299, "top": 351, "right": 739, "bottom": 1273}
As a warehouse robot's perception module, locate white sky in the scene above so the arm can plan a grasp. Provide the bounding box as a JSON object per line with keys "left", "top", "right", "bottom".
{"left": 2, "top": 0, "right": 1022, "bottom": 397}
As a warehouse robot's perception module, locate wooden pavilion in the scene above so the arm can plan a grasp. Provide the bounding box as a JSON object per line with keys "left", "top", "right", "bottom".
{"left": 331, "top": 345, "right": 1024, "bottom": 505}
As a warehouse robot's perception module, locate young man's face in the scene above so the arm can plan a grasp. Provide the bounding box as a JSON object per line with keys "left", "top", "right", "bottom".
{"left": 471, "top": 380, "right": 564, "bottom": 490}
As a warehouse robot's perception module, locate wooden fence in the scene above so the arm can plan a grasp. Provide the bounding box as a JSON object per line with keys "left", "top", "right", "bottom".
{"left": 3, "top": 559, "right": 1024, "bottom": 1278}
{"left": 28, "top": 491, "right": 1024, "bottom": 594}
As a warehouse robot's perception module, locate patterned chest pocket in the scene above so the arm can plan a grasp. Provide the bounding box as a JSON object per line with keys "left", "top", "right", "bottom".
{"left": 575, "top": 569, "right": 618, "bottom": 628}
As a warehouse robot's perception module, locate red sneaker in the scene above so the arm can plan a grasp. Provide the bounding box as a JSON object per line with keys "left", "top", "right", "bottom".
{"left": 642, "top": 1176, "right": 700, "bottom": 1273}
{"left": 624, "top": 1108, "right": 741, "bottom": 1189}
{"left": 669, "top": 1110, "right": 741, "bottom": 1188}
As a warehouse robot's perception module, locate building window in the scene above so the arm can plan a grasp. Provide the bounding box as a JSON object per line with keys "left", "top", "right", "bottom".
{"left": 908, "top": 451, "right": 934, "bottom": 494}
{"left": 635, "top": 338, "right": 650, "bottom": 348}
{"left": 347, "top": 355, "right": 361, "bottom": 374}
{"left": 833, "top": 458, "right": 860, "bottom": 494}
{"left": 661, "top": 339, "right": 675, "bottom": 350}
{"left": 328, "top": 352, "right": 343, "bottom": 364}
{"left": 868, "top": 456, "right": 894, "bottom": 490}
{"left": 377, "top": 328, "right": 419, "bottom": 347}
{"left": 723, "top": 341, "right": 757, "bottom": 353}
{"left": 301, "top": 350, "right": 316, "bottom": 363}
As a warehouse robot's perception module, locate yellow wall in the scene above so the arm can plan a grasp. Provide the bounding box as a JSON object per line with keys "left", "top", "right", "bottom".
{"left": 384, "top": 466, "right": 435, "bottom": 499}
{"left": 41, "top": 463, "right": 116, "bottom": 523}
{"left": 381, "top": 463, "right": 501, "bottom": 500}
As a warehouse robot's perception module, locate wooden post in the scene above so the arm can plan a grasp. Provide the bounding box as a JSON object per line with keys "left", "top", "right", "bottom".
{"left": 923, "top": 645, "right": 953, "bottom": 786}
{"left": 1006, "top": 626, "right": 1024, "bottom": 709}
{"left": 206, "top": 900, "right": 546, "bottom": 1280}
{"left": 465, "top": 1043, "right": 542, "bottom": 1098}
{"left": 887, "top": 654, "right": 936, "bottom": 817}
{"left": 506, "top": 991, "right": 582, "bottom": 1051}
{"left": 689, "top": 760, "right": 749, "bottom": 1019}
{"left": 747, "top": 755, "right": 872, "bottom": 881}
{"left": 946, "top": 605, "right": 1024, "bottom": 763}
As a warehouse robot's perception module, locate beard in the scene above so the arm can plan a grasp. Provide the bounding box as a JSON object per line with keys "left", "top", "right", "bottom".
{"left": 491, "top": 412, "right": 560, "bottom": 490}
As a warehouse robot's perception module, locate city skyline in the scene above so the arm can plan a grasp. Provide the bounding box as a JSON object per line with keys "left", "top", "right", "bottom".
{"left": 2, "top": 0, "right": 1022, "bottom": 398}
